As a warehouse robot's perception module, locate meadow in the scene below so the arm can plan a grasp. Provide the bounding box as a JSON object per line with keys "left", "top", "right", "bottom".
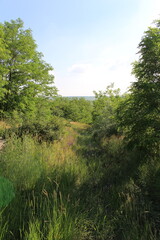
{"left": 0, "top": 18, "right": 160, "bottom": 240}
{"left": 0, "top": 121, "right": 159, "bottom": 240}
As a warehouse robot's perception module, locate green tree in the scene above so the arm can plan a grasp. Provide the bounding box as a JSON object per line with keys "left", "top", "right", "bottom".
{"left": 118, "top": 20, "right": 160, "bottom": 155}
{"left": 93, "top": 83, "right": 121, "bottom": 120}
{"left": 51, "top": 97, "right": 93, "bottom": 124}
{"left": 0, "top": 18, "right": 57, "bottom": 112}
{"left": 68, "top": 98, "right": 93, "bottom": 123}
{"left": 0, "top": 24, "right": 10, "bottom": 101}
{"left": 92, "top": 84, "right": 122, "bottom": 140}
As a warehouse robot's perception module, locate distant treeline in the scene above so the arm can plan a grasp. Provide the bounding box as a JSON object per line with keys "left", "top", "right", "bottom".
{"left": 64, "top": 96, "right": 95, "bottom": 101}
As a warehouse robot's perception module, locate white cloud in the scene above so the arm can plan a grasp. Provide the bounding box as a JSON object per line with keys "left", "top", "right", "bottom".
{"left": 67, "top": 64, "right": 92, "bottom": 74}
{"left": 56, "top": 56, "right": 135, "bottom": 96}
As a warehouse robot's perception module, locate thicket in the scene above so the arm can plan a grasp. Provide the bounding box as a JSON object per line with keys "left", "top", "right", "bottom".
{"left": 88, "top": 19, "right": 160, "bottom": 239}
{"left": 91, "top": 83, "right": 123, "bottom": 142}
{"left": 51, "top": 96, "right": 93, "bottom": 124}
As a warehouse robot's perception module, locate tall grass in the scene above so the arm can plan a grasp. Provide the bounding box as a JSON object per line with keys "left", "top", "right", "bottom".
{"left": 0, "top": 125, "right": 90, "bottom": 239}
{"left": 0, "top": 210, "right": 8, "bottom": 240}
{"left": 24, "top": 190, "right": 79, "bottom": 240}
{"left": 0, "top": 122, "right": 159, "bottom": 239}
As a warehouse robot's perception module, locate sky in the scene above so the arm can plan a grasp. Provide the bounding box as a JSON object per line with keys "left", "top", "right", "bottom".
{"left": 1, "top": 0, "right": 160, "bottom": 96}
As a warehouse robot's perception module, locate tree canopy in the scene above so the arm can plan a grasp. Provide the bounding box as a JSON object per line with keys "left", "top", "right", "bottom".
{"left": 51, "top": 97, "right": 93, "bottom": 124}
{"left": 92, "top": 84, "right": 122, "bottom": 141}
{"left": 0, "top": 18, "right": 57, "bottom": 113}
{"left": 118, "top": 20, "right": 160, "bottom": 155}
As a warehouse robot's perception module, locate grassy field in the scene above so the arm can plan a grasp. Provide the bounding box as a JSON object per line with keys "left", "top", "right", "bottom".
{"left": 0, "top": 121, "right": 159, "bottom": 239}
{"left": 0, "top": 122, "right": 92, "bottom": 240}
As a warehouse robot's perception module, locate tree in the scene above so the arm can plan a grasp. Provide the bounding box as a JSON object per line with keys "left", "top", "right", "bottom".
{"left": 0, "top": 18, "right": 57, "bottom": 113}
{"left": 93, "top": 83, "right": 121, "bottom": 120}
{"left": 0, "top": 24, "right": 10, "bottom": 101}
{"left": 118, "top": 20, "right": 160, "bottom": 155}
{"left": 51, "top": 97, "right": 93, "bottom": 124}
{"left": 92, "top": 84, "right": 122, "bottom": 140}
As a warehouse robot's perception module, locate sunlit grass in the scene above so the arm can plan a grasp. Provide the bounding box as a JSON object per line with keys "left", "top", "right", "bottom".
{"left": 0, "top": 121, "right": 159, "bottom": 239}
{"left": 0, "top": 122, "right": 91, "bottom": 239}
{"left": 0, "top": 121, "right": 10, "bottom": 138}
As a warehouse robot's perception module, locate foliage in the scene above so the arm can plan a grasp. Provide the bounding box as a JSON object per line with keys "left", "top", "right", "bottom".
{"left": 51, "top": 97, "right": 93, "bottom": 124}
{"left": 93, "top": 83, "right": 121, "bottom": 120}
{"left": 16, "top": 116, "right": 65, "bottom": 142}
{"left": 92, "top": 84, "right": 123, "bottom": 141}
{"left": 117, "top": 20, "right": 160, "bottom": 155}
{"left": 2, "top": 97, "right": 66, "bottom": 142}
{"left": 0, "top": 18, "right": 57, "bottom": 113}
{"left": 0, "top": 24, "right": 10, "bottom": 101}
{"left": 5, "top": 115, "right": 66, "bottom": 143}
{"left": 0, "top": 17, "right": 160, "bottom": 240}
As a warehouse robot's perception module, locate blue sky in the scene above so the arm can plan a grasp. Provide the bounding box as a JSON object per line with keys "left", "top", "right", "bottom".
{"left": 1, "top": 0, "right": 160, "bottom": 96}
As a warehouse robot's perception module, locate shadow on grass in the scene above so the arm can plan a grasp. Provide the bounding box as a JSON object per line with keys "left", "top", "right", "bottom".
{"left": 2, "top": 165, "right": 81, "bottom": 240}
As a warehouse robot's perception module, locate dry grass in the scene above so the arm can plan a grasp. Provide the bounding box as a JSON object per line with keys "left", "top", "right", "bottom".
{"left": 0, "top": 140, "right": 5, "bottom": 150}
{"left": 0, "top": 121, "right": 10, "bottom": 129}
{"left": 70, "top": 121, "right": 90, "bottom": 130}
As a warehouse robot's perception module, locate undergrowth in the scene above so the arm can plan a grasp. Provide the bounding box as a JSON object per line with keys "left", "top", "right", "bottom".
{"left": 0, "top": 122, "right": 159, "bottom": 239}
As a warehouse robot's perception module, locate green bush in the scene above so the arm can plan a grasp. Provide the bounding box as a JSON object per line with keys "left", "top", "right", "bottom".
{"left": 51, "top": 97, "right": 93, "bottom": 124}
{"left": 4, "top": 116, "right": 66, "bottom": 142}
{"left": 18, "top": 116, "right": 65, "bottom": 142}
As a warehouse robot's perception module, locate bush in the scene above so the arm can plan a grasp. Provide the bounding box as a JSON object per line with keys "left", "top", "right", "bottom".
{"left": 5, "top": 116, "right": 66, "bottom": 142}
